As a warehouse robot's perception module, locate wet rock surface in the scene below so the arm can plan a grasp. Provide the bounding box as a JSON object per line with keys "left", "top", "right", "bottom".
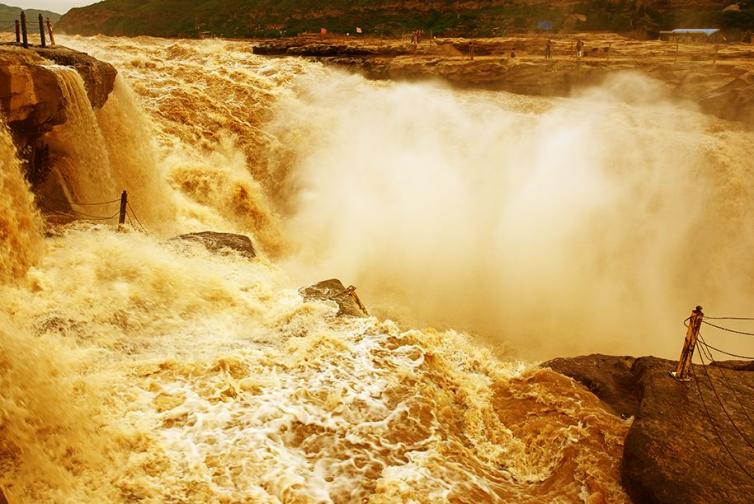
{"left": 33, "top": 46, "right": 117, "bottom": 109}
{"left": 544, "top": 355, "right": 754, "bottom": 504}
{"left": 175, "top": 231, "right": 256, "bottom": 259}
{"left": 300, "top": 279, "right": 369, "bottom": 318}
{"left": 0, "top": 44, "right": 117, "bottom": 185}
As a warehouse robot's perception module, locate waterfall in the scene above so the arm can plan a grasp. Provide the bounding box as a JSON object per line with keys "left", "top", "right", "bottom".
{"left": 47, "top": 66, "right": 119, "bottom": 216}
{"left": 0, "top": 121, "right": 43, "bottom": 282}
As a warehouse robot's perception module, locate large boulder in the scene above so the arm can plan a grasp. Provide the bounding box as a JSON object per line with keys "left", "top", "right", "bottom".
{"left": 174, "top": 231, "right": 256, "bottom": 259}
{"left": 300, "top": 279, "right": 369, "bottom": 317}
{"left": 543, "top": 355, "right": 754, "bottom": 504}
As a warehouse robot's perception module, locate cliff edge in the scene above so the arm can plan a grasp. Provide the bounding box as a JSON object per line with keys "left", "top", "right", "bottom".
{"left": 545, "top": 354, "right": 754, "bottom": 504}
{"left": 0, "top": 43, "right": 117, "bottom": 184}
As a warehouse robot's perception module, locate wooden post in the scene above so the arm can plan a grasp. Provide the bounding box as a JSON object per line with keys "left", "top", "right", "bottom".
{"left": 14, "top": 20, "right": 20, "bottom": 44}
{"left": 119, "top": 190, "right": 128, "bottom": 227}
{"left": 46, "top": 18, "right": 55, "bottom": 47}
{"left": 673, "top": 306, "right": 704, "bottom": 381}
{"left": 38, "top": 14, "right": 45, "bottom": 48}
{"left": 20, "top": 12, "right": 28, "bottom": 49}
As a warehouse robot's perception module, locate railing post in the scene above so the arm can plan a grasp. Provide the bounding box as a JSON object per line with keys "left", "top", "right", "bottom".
{"left": 15, "top": 20, "right": 20, "bottom": 44}
{"left": 20, "top": 12, "right": 28, "bottom": 49}
{"left": 46, "top": 17, "right": 55, "bottom": 46}
{"left": 119, "top": 190, "right": 128, "bottom": 227}
{"left": 38, "top": 14, "right": 46, "bottom": 48}
{"left": 673, "top": 306, "right": 704, "bottom": 381}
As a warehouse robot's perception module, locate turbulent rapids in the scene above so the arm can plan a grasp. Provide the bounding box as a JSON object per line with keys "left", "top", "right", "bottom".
{"left": 0, "top": 34, "right": 753, "bottom": 502}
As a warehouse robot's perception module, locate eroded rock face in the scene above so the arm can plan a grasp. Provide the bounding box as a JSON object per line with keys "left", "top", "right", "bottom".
{"left": 543, "top": 355, "right": 754, "bottom": 504}
{"left": 300, "top": 279, "right": 369, "bottom": 317}
{"left": 0, "top": 44, "right": 117, "bottom": 186}
{"left": 0, "top": 48, "right": 66, "bottom": 135}
{"left": 175, "top": 231, "right": 257, "bottom": 259}
{"left": 34, "top": 46, "right": 117, "bottom": 109}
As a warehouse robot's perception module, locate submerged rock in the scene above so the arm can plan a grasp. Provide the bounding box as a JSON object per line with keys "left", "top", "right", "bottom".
{"left": 300, "top": 279, "right": 369, "bottom": 317}
{"left": 175, "top": 231, "right": 256, "bottom": 259}
{"left": 544, "top": 355, "right": 754, "bottom": 504}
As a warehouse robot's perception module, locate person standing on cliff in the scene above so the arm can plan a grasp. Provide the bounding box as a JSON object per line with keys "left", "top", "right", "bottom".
{"left": 545, "top": 39, "right": 553, "bottom": 59}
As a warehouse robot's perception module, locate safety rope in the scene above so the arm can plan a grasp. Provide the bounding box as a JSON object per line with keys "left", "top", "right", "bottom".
{"left": 705, "top": 316, "right": 754, "bottom": 321}
{"left": 696, "top": 349, "right": 754, "bottom": 453}
{"left": 47, "top": 195, "right": 150, "bottom": 231}
{"left": 702, "top": 320, "right": 754, "bottom": 337}
{"left": 71, "top": 198, "right": 122, "bottom": 207}
{"left": 700, "top": 339, "right": 754, "bottom": 361}
{"left": 127, "top": 204, "right": 147, "bottom": 233}
{"left": 691, "top": 362, "right": 754, "bottom": 481}
{"left": 698, "top": 335, "right": 754, "bottom": 431}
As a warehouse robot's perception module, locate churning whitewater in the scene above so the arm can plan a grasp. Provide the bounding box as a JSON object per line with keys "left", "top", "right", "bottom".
{"left": 0, "top": 34, "right": 753, "bottom": 502}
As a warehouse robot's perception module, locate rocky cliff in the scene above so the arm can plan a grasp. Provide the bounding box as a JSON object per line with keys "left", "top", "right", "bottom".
{"left": 0, "top": 43, "right": 116, "bottom": 184}
{"left": 56, "top": 0, "right": 754, "bottom": 38}
{"left": 253, "top": 34, "right": 754, "bottom": 125}
{"left": 545, "top": 354, "right": 754, "bottom": 504}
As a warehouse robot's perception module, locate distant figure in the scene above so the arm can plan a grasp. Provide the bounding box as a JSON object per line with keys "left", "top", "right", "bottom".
{"left": 544, "top": 39, "right": 553, "bottom": 59}
{"left": 510, "top": 51, "right": 516, "bottom": 58}
{"left": 469, "top": 41, "right": 475, "bottom": 60}
{"left": 411, "top": 29, "right": 422, "bottom": 47}
{"left": 575, "top": 39, "right": 584, "bottom": 58}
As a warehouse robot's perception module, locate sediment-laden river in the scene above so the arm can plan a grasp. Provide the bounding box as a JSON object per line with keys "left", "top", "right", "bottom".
{"left": 1, "top": 35, "right": 753, "bottom": 502}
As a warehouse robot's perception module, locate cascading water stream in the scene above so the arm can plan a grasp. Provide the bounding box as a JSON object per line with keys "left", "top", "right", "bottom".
{"left": 1, "top": 33, "right": 753, "bottom": 502}
{"left": 0, "top": 123, "right": 43, "bottom": 282}
{"left": 47, "top": 66, "right": 119, "bottom": 213}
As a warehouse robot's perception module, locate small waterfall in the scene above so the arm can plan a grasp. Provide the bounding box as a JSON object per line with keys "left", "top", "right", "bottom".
{"left": 47, "top": 66, "right": 119, "bottom": 215}
{"left": 95, "top": 76, "right": 177, "bottom": 228}
{"left": 0, "top": 122, "right": 43, "bottom": 282}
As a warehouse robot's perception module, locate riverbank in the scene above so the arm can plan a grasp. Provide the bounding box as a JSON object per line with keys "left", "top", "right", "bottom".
{"left": 254, "top": 33, "right": 754, "bottom": 124}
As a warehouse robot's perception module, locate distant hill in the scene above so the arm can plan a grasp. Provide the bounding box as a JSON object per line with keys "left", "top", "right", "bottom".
{"left": 57, "top": 0, "right": 754, "bottom": 38}
{"left": 0, "top": 3, "right": 60, "bottom": 33}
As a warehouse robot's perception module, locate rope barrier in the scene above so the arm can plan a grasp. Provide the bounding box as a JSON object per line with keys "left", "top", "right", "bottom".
{"left": 71, "top": 209, "right": 120, "bottom": 221}
{"left": 127, "top": 204, "right": 147, "bottom": 232}
{"left": 706, "top": 316, "right": 754, "bottom": 321}
{"left": 47, "top": 194, "right": 151, "bottom": 232}
{"left": 46, "top": 210, "right": 119, "bottom": 222}
{"left": 696, "top": 348, "right": 754, "bottom": 453}
{"left": 71, "top": 198, "right": 122, "bottom": 207}
{"left": 691, "top": 362, "right": 754, "bottom": 481}
{"left": 700, "top": 339, "right": 754, "bottom": 361}
{"left": 702, "top": 320, "right": 754, "bottom": 337}
{"left": 698, "top": 336, "right": 754, "bottom": 431}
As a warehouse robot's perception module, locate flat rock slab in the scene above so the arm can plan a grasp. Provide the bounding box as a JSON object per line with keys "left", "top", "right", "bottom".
{"left": 300, "top": 279, "right": 368, "bottom": 318}
{"left": 175, "top": 231, "right": 256, "bottom": 259}
{"left": 544, "top": 355, "right": 754, "bottom": 504}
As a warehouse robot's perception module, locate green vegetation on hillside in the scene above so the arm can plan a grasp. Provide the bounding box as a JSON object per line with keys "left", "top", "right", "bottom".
{"left": 57, "top": 0, "right": 754, "bottom": 38}
{"left": 0, "top": 3, "right": 60, "bottom": 33}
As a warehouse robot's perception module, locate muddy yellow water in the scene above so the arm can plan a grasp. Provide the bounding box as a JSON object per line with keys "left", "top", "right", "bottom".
{"left": 1, "top": 34, "right": 753, "bottom": 502}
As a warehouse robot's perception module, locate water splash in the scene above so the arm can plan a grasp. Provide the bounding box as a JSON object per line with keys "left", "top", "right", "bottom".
{"left": 0, "top": 121, "right": 43, "bottom": 282}
{"left": 6, "top": 33, "right": 754, "bottom": 502}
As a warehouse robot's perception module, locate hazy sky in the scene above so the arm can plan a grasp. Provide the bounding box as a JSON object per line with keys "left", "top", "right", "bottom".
{"left": 10, "top": 0, "right": 95, "bottom": 14}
